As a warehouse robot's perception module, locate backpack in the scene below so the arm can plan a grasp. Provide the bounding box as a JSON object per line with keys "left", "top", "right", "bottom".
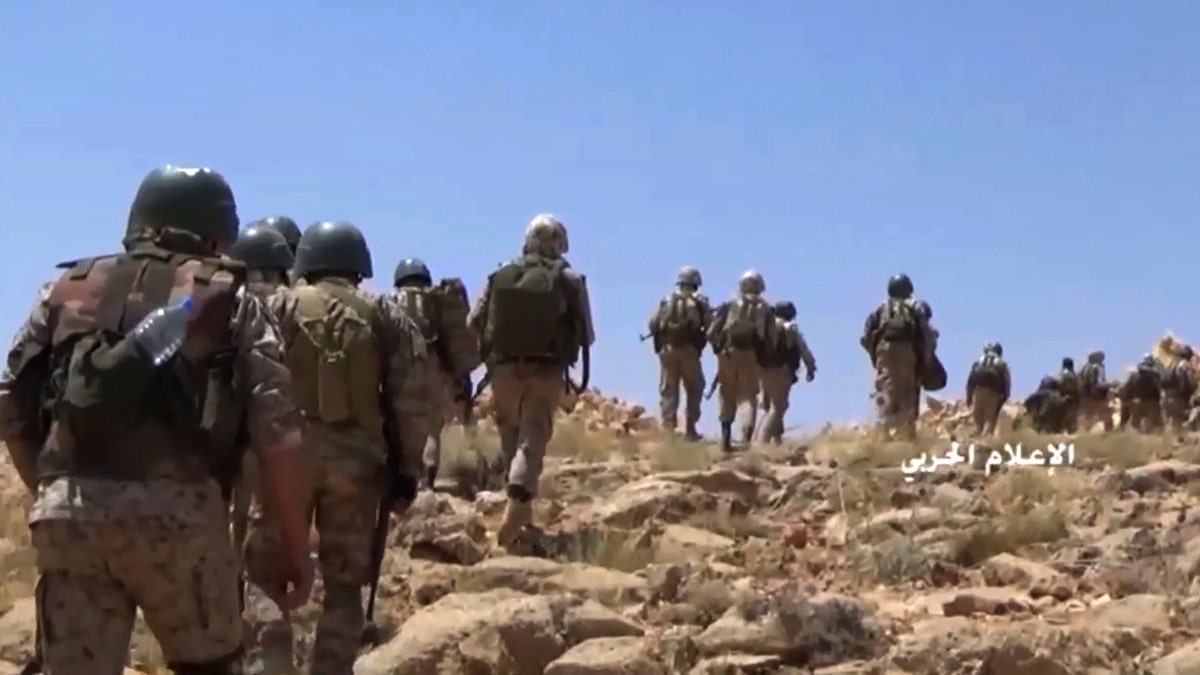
{"left": 285, "top": 282, "right": 384, "bottom": 434}
{"left": 721, "top": 296, "right": 770, "bottom": 352}
{"left": 973, "top": 353, "right": 1006, "bottom": 389}
{"left": 879, "top": 299, "right": 918, "bottom": 342}
{"left": 392, "top": 286, "right": 440, "bottom": 344}
{"left": 1162, "top": 361, "right": 1195, "bottom": 395}
{"left": 1131, "top": 364, "right": 1162, "bottom": 399}
{"left": 1079, "top": 363, "right": 1103, "bottom": 395}
{"left": 39, "top": 248, "right": 245, "bottom": 483}
{"left": 485, "top": 256, "right": 579, "bottom": 364}
{"left": 429, "top": 278, "right": 481, "bottom": 376}
{"left": 655, "top": 291, "right": 705, "bottom": 347}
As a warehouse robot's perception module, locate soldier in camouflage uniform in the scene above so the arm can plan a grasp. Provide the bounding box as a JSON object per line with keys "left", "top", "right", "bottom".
{"left": 966, "top": 342, "right": 1010, "bottom": 436}
{"left": 1118, "top": 355, "right": 1165, "bottom": 433}
{"left": 1057, "top": 357, "right": 1082, "bottom": 433}
{"left": 0, "top": 166, "right": 313, "bottom": 675}
{"left": 759, "top": 301, "right": 816, "bottom": 444}
{"left": 1077, "top": 351, "right": 1113, "bottom": 432}
{"left": 647, "top": 266, "right": 711, "bottom": 441}
{"left": 257, "top": 216, "right": 301, "bottom": 256}
{"left": 1161, "top": 345, "right": 1197, "bottom": 432}
{"left": 708, "top": 270, "right": 777, "bottom": 452}
{"left": 242, "top": 221, "right": 430, "bottom": 675}
{"left": 389, "top": 257, "right": 477, "bottom": 489}
{"left": 227, "top": 225, "right": 297, "bottom": 604}
{"left": 860, "top": 274, "right": 931, "bottom": 440}
{"left": 469, "top": 215, "right": 594, "bottom": 547}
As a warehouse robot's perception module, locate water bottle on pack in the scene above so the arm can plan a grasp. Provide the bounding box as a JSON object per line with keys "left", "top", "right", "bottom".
{"left": 127, "top": 295, "right": 196, "bottom": 366}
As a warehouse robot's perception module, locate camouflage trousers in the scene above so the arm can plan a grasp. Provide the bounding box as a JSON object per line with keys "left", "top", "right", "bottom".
{"left": 716, "top": 349, "right": 761, "bottom": 442}
{"left": 873, "top": 340, "right": 919, "bottom": 439}
{"left": 1163, "top": 391, "right": 1190, "bottom": 431}
{"left": 244, "top": 426, "right": 383, "bottom": 675}
{"left": 490, "top": 361, "right": 564, "bottom": 500}
{"left": 231, "top": 453, "right": 259, "bottom": 575}
{"left": 970, "top": 387, "right": 1004, "bottom": 436}
{"left": 1078, "top": 396, "right": 1113, "bottom": 432}
{"left": 759, "top": 365, "right": 795, "bottom": 444}
{"left": 422, "top": 365, "right": 458, "bottom": 483}
{"left": 657, "top": 344, "right": 704, "bottom": 432}
{"left": 32, "top": 517, "right": 242, "bottom": 675}
{"left": 1123, "top": 398, "right": 1163, "bottom": 433}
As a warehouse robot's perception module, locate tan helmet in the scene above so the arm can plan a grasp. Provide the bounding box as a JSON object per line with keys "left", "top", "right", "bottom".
{"left": 676, "top": 265, "right": 702, "bottom": 288}
{"left": 738, "top": 269, "right": 765, "bottom": 295}
{"left": 523, "top": 213, "right": 568, "bottom": 256}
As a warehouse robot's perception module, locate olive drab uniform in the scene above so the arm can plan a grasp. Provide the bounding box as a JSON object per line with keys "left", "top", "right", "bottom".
{"left": 966, "top": 348, "right": 1010, "bottom": 436}
{"left": 0, "top": 244, "right": 299, "bottom": 675}
{"left": 391, "top": 277, "right": 480, "bottom": 487}
{"left": 1057, "top": 362, "right": 1082, "bottom": 433}
{"left": 708, "top": 271, "right": 776, "bottom": 452}
{"left": 469, "top": 214, "right": 593, "bottom": 548}
{"left": 648, "top": 277, "right": 711, "bottom": 440}
{"left": 1078, "top": 353, "right": 1113, "bottom": 432}
{"left": 1118, "top": 357, "right": 1164, "bottom": 433}
{"left": 1023, "top": 377, "right": 1068, "bottom": 433}
{"left": 759, "top": 304, "right": 816, "bottom": 445}
{"left": 1161, "top": 356, "right": 1196, "bottom": 432}
{"left": 861, "top": 294, "right": 929, "bottom": 440}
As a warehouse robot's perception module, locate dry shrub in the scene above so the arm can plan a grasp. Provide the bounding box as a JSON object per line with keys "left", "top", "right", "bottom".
{"left": 547, "top": 420, "right": 617, "bottom": 463}
{"left": 681, "top": 580, "right": 736, "bottom": 626}
{"left": 566, "top": 527, "right": 655, "bottom": 573}
{"left": 951, "top": 469, "right": 1072, "bottom": 566}
{"left": 647, "top": 438, "right": 720, "bottom": 472}
{"left": 849, "top": 536, "right": 937, "bottom": 585}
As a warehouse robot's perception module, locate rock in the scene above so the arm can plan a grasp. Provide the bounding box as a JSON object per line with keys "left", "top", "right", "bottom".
{"left": 1152, "top": 637, "right": 1200, "bottom": 674}
{"left": 979, "top": 643, "right": 1071, "bottom": 675}
{"left": 688, "top": 653, "right": 784, "bottom": 674}
{"left": 1123, "top": 460, "right": 1200, "bottom": 494}
{"left": 656, "top": 469, "right": 760, "bottom": 504}
{"left": 941, "top": 588, "right": 1031, "bottom": 617}
{"left": 656, "top": 525, "right": 735, "bottom": 563}
{"left": 0, "top": 598, "right": 36, "bottom": 665}
{"left": 454, "top": 556, "right": 647, "bottom": 605}
{"left": 400, "top": 492, "right": 489, "bottom": 565}
{"left": 562, "top": 600, "right": 645, "bottom": 644}
{"left": 1083, "top": 594, "right": 1171, "bottom": 633}
{"left": 581, "top": 479, "right": 717, "bottom": 528}
{"left": 544, "top": 637, "right": 666, "bottom": 675}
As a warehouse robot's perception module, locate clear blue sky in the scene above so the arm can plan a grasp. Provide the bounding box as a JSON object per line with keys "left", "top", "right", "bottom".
{"left": 3, "top": 2, "right": 1198, "bottom": 434}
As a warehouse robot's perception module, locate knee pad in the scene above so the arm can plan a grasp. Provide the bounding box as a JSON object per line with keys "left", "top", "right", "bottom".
{"left": 169, "top": 648, "right": 244, "bottom": 675}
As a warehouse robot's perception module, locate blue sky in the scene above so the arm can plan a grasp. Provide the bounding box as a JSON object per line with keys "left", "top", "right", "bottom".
{"left": 3, "top": 2, "right": 1198, "bottom": 434}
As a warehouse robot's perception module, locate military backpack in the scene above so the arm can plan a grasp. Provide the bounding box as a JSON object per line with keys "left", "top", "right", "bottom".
{"left": 879, "top": 298, "right": 919, "bottom": 342}
{"left": 655, "top": 291, "right": 705, "bottom": 348}
{"left": 973, "top": 353, "right": 1006, "bottom": 390}
{"left": 720, "top": 296, "right": 771, "bottom": 353}
{"left": 430, "top": 278, "right": 481, "bottom": 376}
{"left": 485, "top": 256, "right": 579, "bottom": 365}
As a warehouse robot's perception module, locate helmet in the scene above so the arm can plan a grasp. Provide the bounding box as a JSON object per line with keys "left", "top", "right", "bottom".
{"left": 887, "top": 274, "right": 913, "bottom": 299}
{"left": 1039, "top": 376, "right": 1057, "bottom": 390}
{"left": 676, "top": 266, "right": 702, "bottom": 288}
{"left": 1181, "top": 345, "right": 1195, "bottom": 360}
{"left": 393, "top": 257, "right": 432, "bottom": 286}
{"left": 293, "top": 221, "right": 373, "bottom": 279}
{"left": 773, "top": 300, "right": 797, "bottom": 321}
{"left": 230, "top": 225, "right": 293, "bottom": 272}
{"left": 523, "top": 214, "right": 568, "bottom": 256}
{"left": 913, "top": 299, "right": 932, "bottom": 320}
{"left": 258, "top": 216, "right": 301, "bottom": 253}
{"left": 1140, "top": 354, "right": 1157, "bottom": 368}
{"left": 993, "top": 342, "right": 1003, "bottom": 357}
{"left": 1062, "top": 357, "right": 1074, "bottom": 371}
{"left": 1087, "top": 350, "right": 1105, "bottom": 364}
{"left": 738, "top": 270, "right": 765, "bottom": 295}
{"left": 125, "top": 165, "right": 239, "bottom": 249}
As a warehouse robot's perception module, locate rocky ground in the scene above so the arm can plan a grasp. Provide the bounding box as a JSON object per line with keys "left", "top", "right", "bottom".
{"left": 6, "top": 381, "right": 1200, "bottom": 674}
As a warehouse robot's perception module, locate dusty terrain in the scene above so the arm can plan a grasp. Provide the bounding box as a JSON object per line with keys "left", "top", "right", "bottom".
{"left": 5, "top": 373, "right": 1200, "bottom": 673}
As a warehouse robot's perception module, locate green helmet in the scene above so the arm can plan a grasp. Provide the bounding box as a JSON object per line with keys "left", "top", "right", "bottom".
{"left": 293, "top": 221, "right": 374, "bottom": 279}
{"left": 676, "top": 265, "right": 702, "bottom": 288}
{"left": 258, "top": 216, "right": 301, "bottom": 253}
{"left": 230, "top": 225, "right": 294, "bottom": 273}
{"left": 773, "top": 300, "right": 797, "bottom": 321}
{"left": 738, "top": 270, "right": 765, "bottom": 295}
{"left": 125, "top": 165, "right": 239, "bottom": 249}
{"left": 393, "top": 257, "right": 432, "bottom": 286}
{"left": 887, "top": 274, "right": 913, "bottom": 299}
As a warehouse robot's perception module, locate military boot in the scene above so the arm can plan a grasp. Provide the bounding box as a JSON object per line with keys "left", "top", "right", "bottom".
{"left": 684, "top": 421, "right": 702, "bottom": 442}
{"left": 424, "top": 465, "right": 438, "bottom": 492}
{"left": 720, "top": 422, "right": 733, "bottom": 453}
{"left": 497, "top": 498, "right": 533, "bottom": 547}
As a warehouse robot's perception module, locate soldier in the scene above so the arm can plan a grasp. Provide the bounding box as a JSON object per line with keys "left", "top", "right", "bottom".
{"left": 0, "top": 166, "right": 313, "bottom": 675}
{"left": 759, "top": 300, "right": 816, "bottom": 444}
{"left": 1078, "top": 351, "right": 1113, "bottom": 431}
{"left": 966, "top": 343, "right": 1010, "bottom": 436}
{"left": 1056, "top": 357, "right": 1082, "bottom": 433}
{"left": 1161, "top": 345, "right": 1196, "bottom": 432}
{"left": 860, "top": 274, "right": 930, "bottom": 440}
{"left": 647, "top": 266, "right": 711, "bottom": 441}
{"left": 389, "top": 257, "right": 479, "bottom": 489}
{"left": 242, "top": 221, "right": 430, "bottom": 674}
{"left": 469, "top": 214, "right": 594, "bottom": 548}
{"left": 227, "top": 225, "right": 296, "bottom": 605}
{"left": 1118, "top": 355, "right": 1164, "bottom": 433}
{"left": 708, "top": 270, "right": 777, "bottom": 452}
{"left": 1023, "top": 376, "right": 1069, "bottom": 433}
{"left": 257, "top": 216, "right": 301, "bottom": 256}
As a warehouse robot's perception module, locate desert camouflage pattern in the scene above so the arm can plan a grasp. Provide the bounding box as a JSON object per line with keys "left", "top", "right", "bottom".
{"left": 760, "top": 319, "right": 816, "bottom": 444}
{"left": 244, "top": 279, "right": 429, "bottom": 674}
{"left": 650, "top": 286, "right": 711, "bottom": 437}
{"left": 861, "top": 300, "right": 929, "bottom": 440}
{"left": 709, "top": 288, "right": 775, "bottom": 446}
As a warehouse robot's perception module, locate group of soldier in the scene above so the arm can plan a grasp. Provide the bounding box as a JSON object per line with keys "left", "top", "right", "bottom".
{"left": 0, "top": 165, "right": 594, "bottom": 674}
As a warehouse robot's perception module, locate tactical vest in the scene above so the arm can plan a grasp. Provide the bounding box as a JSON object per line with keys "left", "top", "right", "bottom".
{"left": 392, "top": 286, "right": 440, "bottom": 343}
{"left": 39, "top": 247, "right": 246, "bottom": 484}
{"left": 879, "top": 299, "right": 918, "bottom": 342}
{"left": 721, "top": 296, "right": 770, "bottom": 353}
{"left": 656, "top": 290, "right": 705, "bottom": 348}
{"left": 284, "top": 281, "right": 385, "bottom": 438}
{"left": 485, "top": 255, "right": 580, "bottom": 366}
{"left": 973, "top": 354, "right": 1006, "bottom": 390}
{"left": 759, "top": 318, "right": 798, "bottom": 368}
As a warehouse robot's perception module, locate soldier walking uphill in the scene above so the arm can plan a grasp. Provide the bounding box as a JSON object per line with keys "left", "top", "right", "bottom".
{"left": 759, "top": 301, "right": 817, "bottom": 445}
{"left": 242, "top": 221, "right": 431, "bottom": 675}
{"left": 389, "top": 258, "right": 480, "bottom": 489}
{"left": 860, "top": 274, "right": 932, "bottom": 441}
{"left": 227, "top": 225, "right": 297, "bottom": 601}
{"left": 708, "top": 270, "right": 778, "bottom": 453}
{"left": 255, "top": 216, "right": 302, "bottom": 286}
{"left": 469, "top": 214, "right": 594, "bottom": 548}
{"left": 1078, "top": 351, "right": 1113, "bottom": 432}
{"left": 647, "top": 266, "right": 712, "bottom": 441}
{"left": 1118, "top": 355, "right": 1164, "bottom": 433}
{"left": 1161, "top": 345, "right": 1197, "bottom": 432}
{"left": 966, "top": 343, "right": 1010, "bottom": 436}
{"left": 0, "top": 166, "right": 314, "bottom": 675}
{"left": 1057, "top": 358, "right": 1082, "bottom": 433}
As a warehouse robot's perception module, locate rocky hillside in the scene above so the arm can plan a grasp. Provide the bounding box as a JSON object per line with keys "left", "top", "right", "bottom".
{"left": 4, "top": 344, "right": 1200, "bottom": 673}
